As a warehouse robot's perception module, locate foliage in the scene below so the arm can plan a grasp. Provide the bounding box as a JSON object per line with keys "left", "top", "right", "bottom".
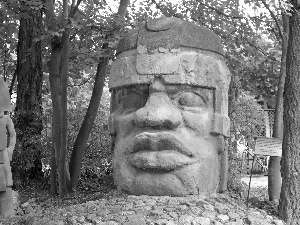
{"left": 146, "top": 0, "right": 282, "bottom": 104}
{"left": 41, "top": 79, "right": 112, "bottom": 190}
{"left": 0, "top": 0, "right": 18, "bottom": 87}
{"left": 229, "top": 92, "right": 265, "bottom": 140}
{"left": 227, "top": 91, "right": 266, "bottom": 194}
{"left": 67, "top": 91, "right": 112, "bottom": 191}
{"left": 11, "top": 75, "right": 112, "bottom": 190}
{"left": 227, "top": 151, "right": 246, "bottom": 194}
{"left": 11, "top": 110, "right": 45, "bottom": 186}
{"left": 0, "top": 0, "right": 289, "bottom": 195}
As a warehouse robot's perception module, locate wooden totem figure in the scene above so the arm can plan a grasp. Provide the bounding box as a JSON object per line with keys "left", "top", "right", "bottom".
{"left": 0, "top": 77, "right": 15, "bottom": 217}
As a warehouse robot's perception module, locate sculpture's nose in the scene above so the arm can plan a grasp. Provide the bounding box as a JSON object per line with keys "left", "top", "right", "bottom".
{"left": 134, "top": 79, "right": 182, "bottom": 129}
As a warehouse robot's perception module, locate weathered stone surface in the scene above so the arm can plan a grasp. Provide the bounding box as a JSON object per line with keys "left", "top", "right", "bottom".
{"left": 178, "top": 214, "right": 194, "bottom": 224}
{"left": 248, "top": 216, "right": 272, "bottom": 225}
{"left": 0, "top": 78, "right": 11, "bottom": 112}
{"left": 227, "top": 212, "right": 240, "bottom": 220}
{"left": 191, "top": 216, "right": 210, "bottom": 225}
{"left": 0, "top": 77, "right": 15, "bottom": 217}
{"left": 125, "top": 214, "right": 147, "bottom": 225}
{"left": 272, "top": 219, "right": 285, "bottom": 225}
{"left": 213, "top": 221, "right": 223, "bottom": 225}
{"left": 117, "top": 17, "right": 224, "bottom": 56}
{"left": 109, "top": 17, "right": 231, "bottom": 196}
{"left": 217, "top": 214, "right": 229, "bottom": 222}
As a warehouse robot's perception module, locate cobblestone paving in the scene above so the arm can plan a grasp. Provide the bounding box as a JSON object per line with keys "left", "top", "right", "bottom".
{"left": 16, "top": 192, "right": 285, "bottom": 225}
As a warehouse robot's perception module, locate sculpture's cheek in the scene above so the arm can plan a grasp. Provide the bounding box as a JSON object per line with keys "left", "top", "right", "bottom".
{"left": 181, "top": 110, "right": 213, "bottom": 137}
{"left": 114, "top": 113, "right": 136, "bottom": 139}
{"left": 113, "top": 155, "right": 136, "bottom": 192}
{"left": 174, "top": 159, "right": 219, "bottom": 194}
{"left": 112, "top": 134, "right": 138, "bottom": 191}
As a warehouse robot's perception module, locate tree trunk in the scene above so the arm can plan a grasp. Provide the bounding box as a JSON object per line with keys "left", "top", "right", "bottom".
{"left": 279, "top": 4, "right": 300, "bottom": 223}
{"left": 268, "top": 14, "right": 289, "bottom": 204}
{"left": 68, "top": 0, "right": 131, "bottom": 191}
{"left": 46, "top": 0, "right": 73, "bottom": 196}
{"left": 50, "top": 146, "right": 57, "bottom": 195}
{"left": 58, "top": 22, "right": 70, "bottom": 196}
{"left": 48, "top": 38, "right": 63, "bottom": 195}
{"left": 14, "top": 4, "right": 43, "bottom": 183}
{"left": 69, "top": 57, "right": 109, "bottom": 190}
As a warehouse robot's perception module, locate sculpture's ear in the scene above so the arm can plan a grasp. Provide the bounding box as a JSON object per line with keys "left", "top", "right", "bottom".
{"left": 211, "top": 113, "right": 230, "bottom": 137}
{"left": 218, "top": 136, "right": 229, "bottom": 193}
{"left": 108, "top": 114, "right": 116, "bottom": 137}
{"left": 108, "top": 114, "right": 117, "bottom": 154}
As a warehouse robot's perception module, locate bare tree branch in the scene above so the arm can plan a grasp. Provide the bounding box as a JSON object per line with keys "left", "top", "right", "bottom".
{"left": 70, "top": 0, "right": 83, "bottom": 18}
{"left": 8, "top": 73, "right": 17, "bottom": 97}
{"left": 67, "top": 76, "right": 93, "bottom": 87}
{"left": 195, "top": 0, "right": 276, "bottom": 23}
{"left": 117, "top": 0, "right": 130, "bottom": 18}
{"left": 240, "top": 33, "right": 277, "bottom": 61}
{"left": 63, "top": 0, "right": 69, "bottom": 25}
{"left": 257, "top": 0, "right": 283, "bottom": 39}
{"left": 268, "top": 24, "right": 281, "bottom": 41}
{"left": 44, "top": 0, "right": 57, "bottom": 31}
{"left": 197, "top": 1, "right": 244, "bottom": 19}
{"left": 151, "top": 0, "right": 170, "bottom": 17}
{"left": 150, "top": 0, "right": 183, "bottom": 18}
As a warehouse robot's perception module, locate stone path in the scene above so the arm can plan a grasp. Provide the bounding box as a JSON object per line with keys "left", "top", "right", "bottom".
{"left": 241, "top": 176, "right": 268, "bottom": 188}
{"left": 18, "top": 192, "right": 285, "bottom": 225}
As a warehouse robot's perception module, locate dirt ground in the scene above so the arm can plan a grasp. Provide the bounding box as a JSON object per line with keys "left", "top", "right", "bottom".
{"left": 242, "top": 175, "right": 268, "bottom": 188}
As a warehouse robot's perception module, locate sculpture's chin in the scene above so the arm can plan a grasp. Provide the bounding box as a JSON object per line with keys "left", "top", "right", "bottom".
{"left": 114, "top": 162, "right": 219, "bottom": 196}
{"left": 131, "top": 169, "right": 197, "bottom": 196}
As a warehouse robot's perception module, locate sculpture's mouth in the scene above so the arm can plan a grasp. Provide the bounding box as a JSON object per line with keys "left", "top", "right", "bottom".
{"left": 127, "top": 132, "right": 197, "bottom": 170}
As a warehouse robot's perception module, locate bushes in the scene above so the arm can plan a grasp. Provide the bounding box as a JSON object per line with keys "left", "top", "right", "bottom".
{"left": 11, "top": 110, "right": 45, "bottom": 187}
{"left": 227, "top": 92, "right": 265, "bottom": 195}
{"left": 12, "top": 84, "right": 113, "bottom": 191}
{"left": 228, "top": 150, "right": 244, "bottom": 194}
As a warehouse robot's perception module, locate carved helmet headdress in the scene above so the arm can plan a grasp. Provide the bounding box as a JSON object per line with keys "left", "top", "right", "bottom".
{"left": 109, "top": 17, "right": 231, "bottom": 137}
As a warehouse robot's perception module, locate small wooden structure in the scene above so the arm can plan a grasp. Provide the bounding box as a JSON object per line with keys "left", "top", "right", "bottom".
{"left": 247, "top": 136, "right": 283, "bottom": 204}
{"left": 254, "top": 137, "right": 282, "bottom": 157}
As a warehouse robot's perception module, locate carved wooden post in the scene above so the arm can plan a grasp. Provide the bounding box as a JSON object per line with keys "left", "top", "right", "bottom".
{"left": 0, "top": 78, "right": 15, "bottom": 217}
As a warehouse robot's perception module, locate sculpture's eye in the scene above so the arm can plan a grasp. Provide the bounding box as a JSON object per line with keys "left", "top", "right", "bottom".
{"left": 177, "top": 91, "right": 205, "bottom": 108}
{"left": 122, "top": 91, "right": 147, "bottom": 112}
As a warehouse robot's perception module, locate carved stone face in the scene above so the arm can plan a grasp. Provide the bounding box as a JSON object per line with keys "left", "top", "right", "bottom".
{"left": 109, "top": 17, "right": 231, "bottom": 196}
{"left": 110, "top": 75, "right": 225, "bottom": 195}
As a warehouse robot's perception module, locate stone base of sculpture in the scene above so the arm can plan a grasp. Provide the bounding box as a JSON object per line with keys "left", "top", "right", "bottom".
{"left": 0, "top": 188, "right": 14, "bottom": 217}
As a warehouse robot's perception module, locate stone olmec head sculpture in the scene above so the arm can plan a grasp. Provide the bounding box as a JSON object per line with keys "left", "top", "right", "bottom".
{"left": 108, "top": 17, "right": 231, "bottom": 196}
{"left": 0, "top": 77, "right": 15, "bottom": 216}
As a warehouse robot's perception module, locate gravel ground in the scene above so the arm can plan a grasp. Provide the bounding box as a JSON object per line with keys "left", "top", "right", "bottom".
{"left": 0, "top": 176, "right": 285, "bottom": 225}
{"left": 2, "top": 192, "right": 284, "bottom": 225}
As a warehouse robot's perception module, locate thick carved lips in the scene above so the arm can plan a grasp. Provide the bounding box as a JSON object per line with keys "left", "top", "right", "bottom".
{"left": 127, "top": 132, "right": 196, "bottom": 170}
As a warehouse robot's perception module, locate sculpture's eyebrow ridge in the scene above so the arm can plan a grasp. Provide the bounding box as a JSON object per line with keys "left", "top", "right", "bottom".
{"left": 166, "top": 86, "right": 212, "bottom": 104}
